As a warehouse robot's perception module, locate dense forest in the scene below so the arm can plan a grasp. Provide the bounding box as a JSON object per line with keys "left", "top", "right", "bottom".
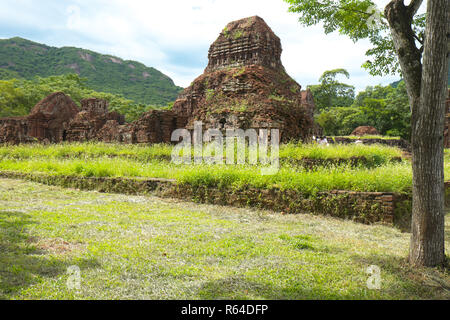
{"left": 0, "top": 37, "right": 183, "bottom": 105}
{"left": 0, "top": 74, "right": 169, "bottom": 122}
{"left": 310, "top": 69, "right": 413, "bottom": 140}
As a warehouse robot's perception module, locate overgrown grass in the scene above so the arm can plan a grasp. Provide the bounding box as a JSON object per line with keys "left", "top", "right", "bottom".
{"left": 332, "top": 135, "right": 402, "bottom": 140}
{"left": 0, "top": 142, "right": 403, "bottom": 163}
{"left": 0, "top": 157, "right": 413, "bottom": 194}
{"left": 0, "top": 142, "right": 416, "bottom": 196}
{"left": 279, "top": 142, "right": 401, "bottom": 162}
{"left": 0, "top": 179, "right": 448, "bottom": 300}
{"left": 0, "top": 142, "right": 401, "bottom": 172}
{"left": 0, "top": 143, "right": 175, "bottom": 161}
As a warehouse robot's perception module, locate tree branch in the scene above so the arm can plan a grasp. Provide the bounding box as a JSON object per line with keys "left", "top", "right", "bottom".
{"left": 413, "top": 32, "right": 423, "bottom": 45}
{"left": 385, "top": 0, "right": 423, "bottom": 106}
{"left": 408, "top": 0, "right": 424, "bottom": 18}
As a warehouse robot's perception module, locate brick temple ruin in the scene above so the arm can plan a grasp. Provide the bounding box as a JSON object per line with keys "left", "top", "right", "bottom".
{"left": 0, "top": 16, "right": 316, "bottom": 145}
{"left": 172, "top": 16, "right": 315, "bottom": 142}
{"left": 0, "top": 93, "right": 188, "bottom": 145}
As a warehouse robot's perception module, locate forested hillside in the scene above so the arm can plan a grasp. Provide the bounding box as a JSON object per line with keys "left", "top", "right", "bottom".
{"left": 0, "top": 74, "right": 167, "bottom": 122}
{"left": 0, "top": 37, "right": 183, "bottom": 105}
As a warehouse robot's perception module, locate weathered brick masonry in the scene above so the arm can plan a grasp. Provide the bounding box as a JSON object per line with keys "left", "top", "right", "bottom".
{"left": 0, "top": 16, "right": 317, "bottom": 145}
{"left": 172, "top": 16, "right": 316, "bottom": 142}
{"left": 0, "top": 93, "right": 187, "bottom": 144}
{"left": 0, "top": 171, "right": 414, "bottom": 230}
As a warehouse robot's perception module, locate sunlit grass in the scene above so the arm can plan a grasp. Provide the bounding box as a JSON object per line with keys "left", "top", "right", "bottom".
{"left": 0, "top": 157, "right": 413, "bottom": 194}
{"left": 279, "top": 142, "right": 401, "bottom": 161}
{"left": 0, "top": 179, "right": 448, "bottom": 300}
{"left": 0, "top": 142, "right": 403, "bottom": 163}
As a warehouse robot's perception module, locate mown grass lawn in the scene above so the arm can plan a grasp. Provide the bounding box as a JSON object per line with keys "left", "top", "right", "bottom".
{"left": 0, "top": 178, "right": 448, "bottom": 300}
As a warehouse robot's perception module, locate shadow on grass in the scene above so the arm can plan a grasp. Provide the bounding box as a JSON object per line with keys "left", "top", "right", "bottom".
{"left": 196, "top": 275, "right": 349, "bottom": 300}
{"left": 349, "top": 253, "right": 449, "bottom": 299}
{"left": 196, "top": 254, "right": 449, "bottom": 300}
{"left": 0, "top": 211, "right": 98, "bottom": 300}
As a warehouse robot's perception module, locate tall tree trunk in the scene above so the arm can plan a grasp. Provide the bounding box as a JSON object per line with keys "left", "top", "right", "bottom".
{"left": 386, "top": 0, "right": 448, "bottom": 267}
{"left": 410, "top": 0, "right": 448, "bottom": 267}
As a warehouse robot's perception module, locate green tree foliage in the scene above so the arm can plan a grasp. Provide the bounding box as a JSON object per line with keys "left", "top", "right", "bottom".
{"left": 0, "top": 74, "right": 164, "bottom": 122}
{"left": 308, "top": 68, "right": 355, "bottom": 112}
{"left": 285, "top": 0, "right": 449, "bottom": 268}
{"left": 0, "top": 37, "right": 183, "bottom": 105}
{"left": 286, "top": 0, "right": 448, "bottom": 82}
{"left": 316, "top": 81, "right": 411, "bottom": 139}
{"left": 284, "top": 0, "right": 426, "bottom": 76}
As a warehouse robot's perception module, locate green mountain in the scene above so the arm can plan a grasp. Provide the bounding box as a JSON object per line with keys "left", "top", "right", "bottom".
{"left": 0, "top": 37, "right": 183, "bottom": 105}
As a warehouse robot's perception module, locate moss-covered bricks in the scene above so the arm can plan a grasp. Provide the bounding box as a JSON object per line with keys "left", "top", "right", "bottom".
{"left": 0, "top": 170, "right": 414, "bottom": 230}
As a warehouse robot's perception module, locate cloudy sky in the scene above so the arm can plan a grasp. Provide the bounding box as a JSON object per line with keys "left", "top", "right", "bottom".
{"left": 0, "top": 0, "right": 426, "bottom": 91}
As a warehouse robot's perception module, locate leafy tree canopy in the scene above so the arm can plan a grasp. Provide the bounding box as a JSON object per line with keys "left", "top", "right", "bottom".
{"left": 316, "top": 81, "right": 411, "bottom": 139}
{"left": 0, "top": 74, "right": 167, "bottom": 122}
{"left": 308, "top": 68, "right": 355, "bottom": 112}
{"left": 284, "top": 0, "right": 426, "bottom": 76}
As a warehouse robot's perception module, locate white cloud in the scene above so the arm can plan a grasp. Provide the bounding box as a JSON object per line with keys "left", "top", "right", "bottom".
{"left": 0, "top": 0, "right": 428, "bottom": 90}
{"left": 66, "top": 5, "right": 82, "bottom": 30}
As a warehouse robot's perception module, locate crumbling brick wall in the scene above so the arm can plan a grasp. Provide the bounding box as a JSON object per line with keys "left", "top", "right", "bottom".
{"left": 0, "top": 93, "right": 189, "bottom": 145}
{"left": 27, "top": 92, "right": 79, "bottom": 143}
{"left": 126, "top": 110, "right": 187, "bottom": 144}
{"left": 172, "top": 16, "right": 315, "bottom": 142}
{"left": 66, "top": 98, "right": 125, "bottom": 142}
{"left": 0, "top": 117, "right": 33, "bottom": 144}
{"left": 205, "top": 16, "right": 283, "bottom": 72}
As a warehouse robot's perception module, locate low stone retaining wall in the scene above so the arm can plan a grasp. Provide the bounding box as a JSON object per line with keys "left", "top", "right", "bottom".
{"left": 165, "top": 185, "right": 412, "bottom": 230}
{"left": 87, "top": 154, "right": 403, "bottom": 167}
{"left": 327, "top": 137, "right": 411, "bottom": 151}
{"left": 0, "top": 170, "right": 415, "bottom": 230}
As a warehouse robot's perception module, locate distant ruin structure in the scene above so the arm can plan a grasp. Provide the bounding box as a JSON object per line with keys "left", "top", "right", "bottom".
{"left": 351, "top": 126, "right": 380, "bottom": 137}
{"left": 0, "top": 117, "right": 31, "bottom": 144}
{"left": 0, "top": 16, "right": 316, "bottom": 145}
{"left": 27, "top": 92, "right": 80, "bottom": 143}
{"left": 173, "top": 16, "right": 315, "bottom": 142}
{"left": 66, "top": 98, "right": 125, "bottom": 142}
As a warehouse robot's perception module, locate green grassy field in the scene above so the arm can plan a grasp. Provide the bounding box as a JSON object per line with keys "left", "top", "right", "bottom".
{"left": 0, "top": 156, "right": 413, "bottom": 194}
{"left": 0, "top": 179, "right": 448, "bottom": 300}
{"left": 0, "top": 142, "right": 403, "bottom": 162}
{"left": 0, "top": 142, "right": 412, "bottom": 195}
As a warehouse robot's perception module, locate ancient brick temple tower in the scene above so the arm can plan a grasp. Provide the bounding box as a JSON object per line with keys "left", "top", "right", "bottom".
{"left": 27, "top": 92, "right": 79, "bottom": 143}
{"left": 205, "top": 16, "right": 283, "bottom": 72}
{"left": 172, "top": 16, "right": 316, "bottom": 142}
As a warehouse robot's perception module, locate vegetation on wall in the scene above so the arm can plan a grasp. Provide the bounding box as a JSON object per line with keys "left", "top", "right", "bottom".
{"left": 0, "top": 143, "right": 412, "bottom": 195}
